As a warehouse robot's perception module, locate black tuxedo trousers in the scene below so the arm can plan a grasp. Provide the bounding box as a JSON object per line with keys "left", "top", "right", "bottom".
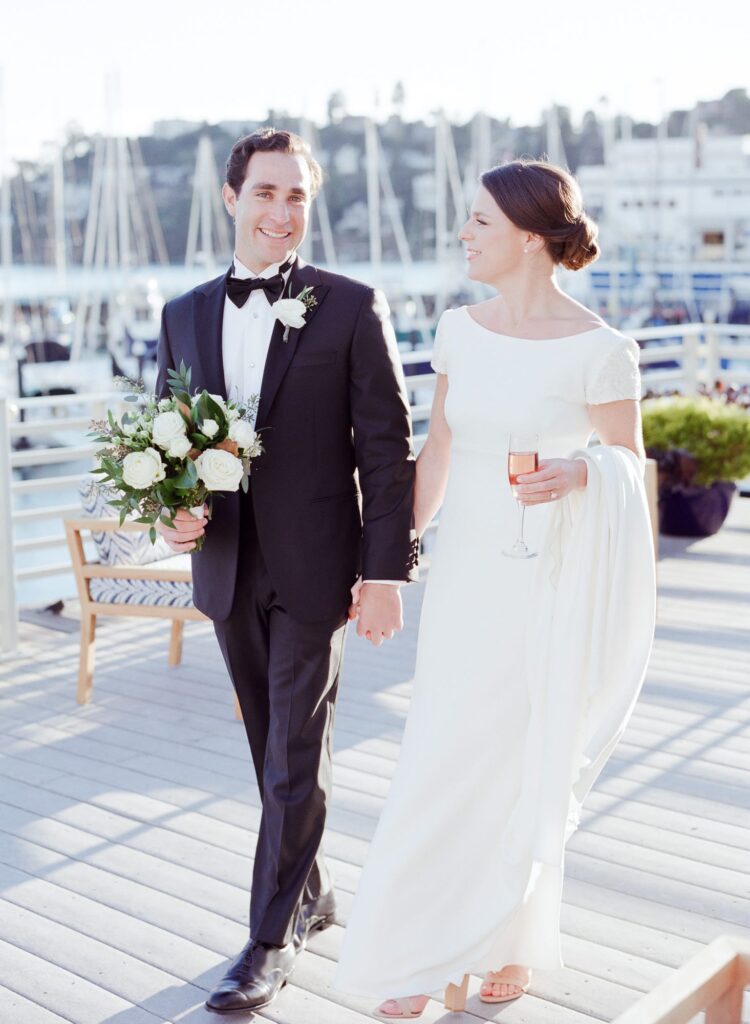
{"left": 213, "top": 487, "right": 347, "bottom": 946}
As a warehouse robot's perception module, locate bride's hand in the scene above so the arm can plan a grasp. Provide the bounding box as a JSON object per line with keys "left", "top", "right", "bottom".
{"left": 515, "top": 458, "right": 587, "bottom": 505}
{"left": 348, "top": 575, "right": 363, "bottom": 620}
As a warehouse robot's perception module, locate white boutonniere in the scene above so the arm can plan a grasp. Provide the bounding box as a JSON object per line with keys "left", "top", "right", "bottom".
{"left": 271, "top": 286, "right": 317, "bottom": 342}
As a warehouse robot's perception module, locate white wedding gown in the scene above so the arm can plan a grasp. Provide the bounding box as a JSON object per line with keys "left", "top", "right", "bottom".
{"left": 335, "top": 306, "right": 647, "bottom": 1000}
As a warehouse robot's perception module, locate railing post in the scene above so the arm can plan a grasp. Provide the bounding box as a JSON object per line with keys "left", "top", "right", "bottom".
{"left": 682, "top": 331, "right": 699, "bottom": 394}
{"left": 0, "top": 396, "right": 18, "bottom": 651}
{"left": 702, "top": 311, "right": 720, "bottom": 387}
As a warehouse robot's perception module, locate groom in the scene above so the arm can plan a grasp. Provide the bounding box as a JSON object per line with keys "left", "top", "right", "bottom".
{"left": 155, "top": 128, "right": 417, "bottom": 1013}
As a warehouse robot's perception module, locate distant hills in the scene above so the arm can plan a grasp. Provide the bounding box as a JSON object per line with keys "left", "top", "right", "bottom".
{"left": 10, "top": 88, "right": 750, "bottom": 267}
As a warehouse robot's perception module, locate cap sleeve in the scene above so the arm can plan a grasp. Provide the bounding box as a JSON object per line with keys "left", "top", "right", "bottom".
{"left": 430, "top": 310, "right": 452, "bottom": 375}
{"left": 585, "top": 336, "right": 641, "bottom": 405}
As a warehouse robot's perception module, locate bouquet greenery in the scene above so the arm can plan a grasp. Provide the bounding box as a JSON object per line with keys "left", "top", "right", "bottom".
{"left": 90, "top": 363, "right": 263, "bottom": 548}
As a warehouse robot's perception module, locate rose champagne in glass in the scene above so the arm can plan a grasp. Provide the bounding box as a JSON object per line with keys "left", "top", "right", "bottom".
{"left": 503, "top": 432, "right": 539, "bottom": 559}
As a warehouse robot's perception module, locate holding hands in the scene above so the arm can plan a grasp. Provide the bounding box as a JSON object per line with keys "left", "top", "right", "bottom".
{"left": 348, "top": 578, "right": 404, "bottom": 647}
{"left": 514, "top": 458, "right": 587, "bottom": 505}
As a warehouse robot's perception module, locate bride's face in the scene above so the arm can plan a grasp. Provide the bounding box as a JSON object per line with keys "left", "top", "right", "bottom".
{"left": 458, "top": 186, "right": 527, "bottom": 283}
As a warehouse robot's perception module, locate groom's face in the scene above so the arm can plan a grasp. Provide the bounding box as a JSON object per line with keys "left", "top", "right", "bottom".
{"left": 223, "top": 150, "right": 312, "bottom": 272}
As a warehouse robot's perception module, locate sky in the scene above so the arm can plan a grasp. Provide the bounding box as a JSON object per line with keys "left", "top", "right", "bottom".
{"left": 1, "top": 0, "right": 748, "bottom": 164}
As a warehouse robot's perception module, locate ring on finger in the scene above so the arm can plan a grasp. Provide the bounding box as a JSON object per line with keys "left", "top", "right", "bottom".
{"left": 550, "top": 490, "right": 558, "bottom": 499}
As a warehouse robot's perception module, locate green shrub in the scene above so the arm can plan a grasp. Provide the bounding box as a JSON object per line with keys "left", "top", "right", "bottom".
{"left": 642, "top": 396, "right": 750, "bottom": 487}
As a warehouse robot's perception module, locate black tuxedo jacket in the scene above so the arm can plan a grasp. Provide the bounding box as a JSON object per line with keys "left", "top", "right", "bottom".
{"left": 155, "top": 257, "right": 418, "bottom": 623}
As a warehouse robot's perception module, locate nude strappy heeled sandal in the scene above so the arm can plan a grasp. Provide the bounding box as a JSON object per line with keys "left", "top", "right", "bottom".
{"left": 479, "top": 965, "right": 531, "bottom": 1003}
{"left": 374, "top": 973, "right": 470, "bottom": 1018}
{"left": 374, "top": 995, "right": 429, "bottom": 1019}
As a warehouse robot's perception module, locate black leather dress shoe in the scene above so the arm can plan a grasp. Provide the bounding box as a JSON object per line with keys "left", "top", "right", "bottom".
{"left": 293, "top": 889, "right": 337, "bottom": 951}
{"left": 206, "top": 939, "right": 296, "bottom": 1014}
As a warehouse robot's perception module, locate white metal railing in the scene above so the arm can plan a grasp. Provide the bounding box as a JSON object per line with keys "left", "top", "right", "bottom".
{"left": 634, "top": 321, "right": 750, "bottom": 390}
{"left": 1, "top": 321, "right": 749, "bottom": 651}
{"left": 1, "top": 391, "right": 122, "bottom": 651}
{"left": 0, "top": 400, "right": 16, "bottom": 651}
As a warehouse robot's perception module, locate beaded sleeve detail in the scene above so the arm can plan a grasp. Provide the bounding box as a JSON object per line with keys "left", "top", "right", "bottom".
{"left": 585, "top": 338, "right": 641, "bottom": 405}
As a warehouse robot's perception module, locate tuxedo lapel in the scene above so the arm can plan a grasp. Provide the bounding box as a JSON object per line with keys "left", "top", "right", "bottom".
{"left": 191, "top": 274, "right": 227, "bottom": 399}
{"left": 256, "top": 257, "right": 330, "bottom": 427}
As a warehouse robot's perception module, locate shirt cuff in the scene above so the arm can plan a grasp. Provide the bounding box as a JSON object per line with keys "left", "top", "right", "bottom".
{"left": 362, "top": 579, "right": 404, "bottom": 586}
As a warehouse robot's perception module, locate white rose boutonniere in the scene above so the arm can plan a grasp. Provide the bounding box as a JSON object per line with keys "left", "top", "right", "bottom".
{"left": 271, "top": 286, "right": 317, "bottom": 341}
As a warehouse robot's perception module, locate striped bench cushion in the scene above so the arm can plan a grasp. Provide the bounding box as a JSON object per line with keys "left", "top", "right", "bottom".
{"left": 80, "top": 480, "right": 175, "bottom": 567}
{"left": 79, "top": 480, "right": 196, "bottom": 609}
{"left": 88, "top": 555, "right": 194, "bottom": 608}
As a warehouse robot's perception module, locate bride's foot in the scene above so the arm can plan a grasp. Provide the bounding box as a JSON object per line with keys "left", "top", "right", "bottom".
{"left": 374, "top": 995, "right": 429, "bottom": 1019}
{"left": 479, "top": 964, "right": 531, "bottom": 1003}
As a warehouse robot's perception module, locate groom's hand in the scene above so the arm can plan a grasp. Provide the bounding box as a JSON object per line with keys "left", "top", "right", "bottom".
{"left": 155, "top": 507, "right": 208, "bottom": 552}
{"left": 356, "top": 583, "right": 403, "bottom": 647}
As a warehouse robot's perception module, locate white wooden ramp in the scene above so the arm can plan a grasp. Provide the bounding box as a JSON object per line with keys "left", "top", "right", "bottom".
{"left": 0, "top": 499, "right": 749, "bottom": 1023}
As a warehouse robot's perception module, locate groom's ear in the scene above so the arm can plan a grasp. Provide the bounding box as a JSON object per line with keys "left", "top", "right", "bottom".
{"left": 222, "top": 183, "right": 237, "bottom": 218}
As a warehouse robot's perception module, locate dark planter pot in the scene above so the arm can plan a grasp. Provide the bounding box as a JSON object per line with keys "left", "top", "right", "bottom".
{"left": 659, "top": 481, "right": 736, "bottom": 538}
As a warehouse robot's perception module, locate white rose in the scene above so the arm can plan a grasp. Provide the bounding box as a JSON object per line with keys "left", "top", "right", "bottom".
{"left": 121, "top": 421, "right": 137, "bottom": 436}
{"left": 195, "top": 449, "right": 245, "bottom": 492}
{"left": 122, "top": 447, "right": 166, "bottom": 489}
{"left": 270, "top": 297, "right": 306, "bottom": 329}
{"left": 228, "top": 420, "right": 257, "bottom": 450}
{"left": 168, "top": 436, "right": 192, "bottom": 459}
{"left": 201, "top": 418, "right": 219, "bottom": 439}
{"left": 152, "top": 411, "right": 187, "bottom": 450}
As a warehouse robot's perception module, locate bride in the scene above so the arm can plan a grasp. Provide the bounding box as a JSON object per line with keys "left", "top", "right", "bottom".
{"left": 335, "top": 159, "right": 656, "bottom": 1018}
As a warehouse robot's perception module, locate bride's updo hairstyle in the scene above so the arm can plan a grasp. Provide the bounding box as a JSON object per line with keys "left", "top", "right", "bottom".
{"left": 480, "top": 160, "right": 600, "bottom": 271}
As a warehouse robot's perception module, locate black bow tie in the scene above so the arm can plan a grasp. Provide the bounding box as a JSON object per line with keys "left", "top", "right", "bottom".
{"left": 225, "top": 259, "right": 293, "bottom": 308}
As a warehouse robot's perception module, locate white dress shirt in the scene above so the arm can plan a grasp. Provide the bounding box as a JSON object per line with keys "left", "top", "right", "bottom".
{"left": 222, "top": 254, "right": 402, "bottom": 588}
{"left": 222, "top": 255, "right": 291, "bottom": 417}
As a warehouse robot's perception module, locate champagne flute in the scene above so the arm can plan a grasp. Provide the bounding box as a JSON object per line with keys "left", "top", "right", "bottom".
{"left": 503, "top": 432, "right": 539, "bottom": 559}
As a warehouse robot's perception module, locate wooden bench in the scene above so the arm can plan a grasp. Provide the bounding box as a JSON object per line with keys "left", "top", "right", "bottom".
{"left": 65, "top": 517, "right": 242, "bottom": 719}
{"left": 613, "top": 935, "right": 750, "bottom": 1023}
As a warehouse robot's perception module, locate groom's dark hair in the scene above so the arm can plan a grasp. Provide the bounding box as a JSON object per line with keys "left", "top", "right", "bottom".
{"left": 226, "top": 128, "right": 322, "bottom": 197}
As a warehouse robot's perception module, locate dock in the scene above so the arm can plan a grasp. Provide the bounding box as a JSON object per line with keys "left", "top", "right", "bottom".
{"left": 0, "top": 498, "right": 748, "bottom": 1023}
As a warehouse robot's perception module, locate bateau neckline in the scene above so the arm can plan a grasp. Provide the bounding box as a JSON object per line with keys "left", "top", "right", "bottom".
{"left": 461, "top": 305, "right": 610, "bottom": 341}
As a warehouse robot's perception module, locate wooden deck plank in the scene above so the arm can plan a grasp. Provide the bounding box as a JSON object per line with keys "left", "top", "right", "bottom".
{"left": 0, "top": 982, "right": 80, "bottom": 1024}
{"left": 0, "top": 898, "right": 210, "bottom": 1021}
{"left": 0, "top": 937, "right": 162, "bottom": 1024}
{"left": 0, "top": 498, "right": 748, "bottom": 1023}
{"left": 0, "top": 861, "right": 223, "bottom": 981}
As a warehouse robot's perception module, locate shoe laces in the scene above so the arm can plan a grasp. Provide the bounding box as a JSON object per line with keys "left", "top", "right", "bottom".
{"left": 239, "top": 943, "right": 257, "bottom": 968}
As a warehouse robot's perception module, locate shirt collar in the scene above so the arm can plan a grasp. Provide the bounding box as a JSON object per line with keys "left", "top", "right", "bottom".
{"left": 232, "top": 253, "right": 295, "bottom": 281}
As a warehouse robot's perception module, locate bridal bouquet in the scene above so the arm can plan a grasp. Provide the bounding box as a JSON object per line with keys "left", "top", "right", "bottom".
{"left": 90, "top": 363, "right": 263, "bottom": 549}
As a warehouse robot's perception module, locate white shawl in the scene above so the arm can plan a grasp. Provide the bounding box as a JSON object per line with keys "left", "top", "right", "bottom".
{"left": 500, "top": 445, "right": 656, "bottom": 963}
